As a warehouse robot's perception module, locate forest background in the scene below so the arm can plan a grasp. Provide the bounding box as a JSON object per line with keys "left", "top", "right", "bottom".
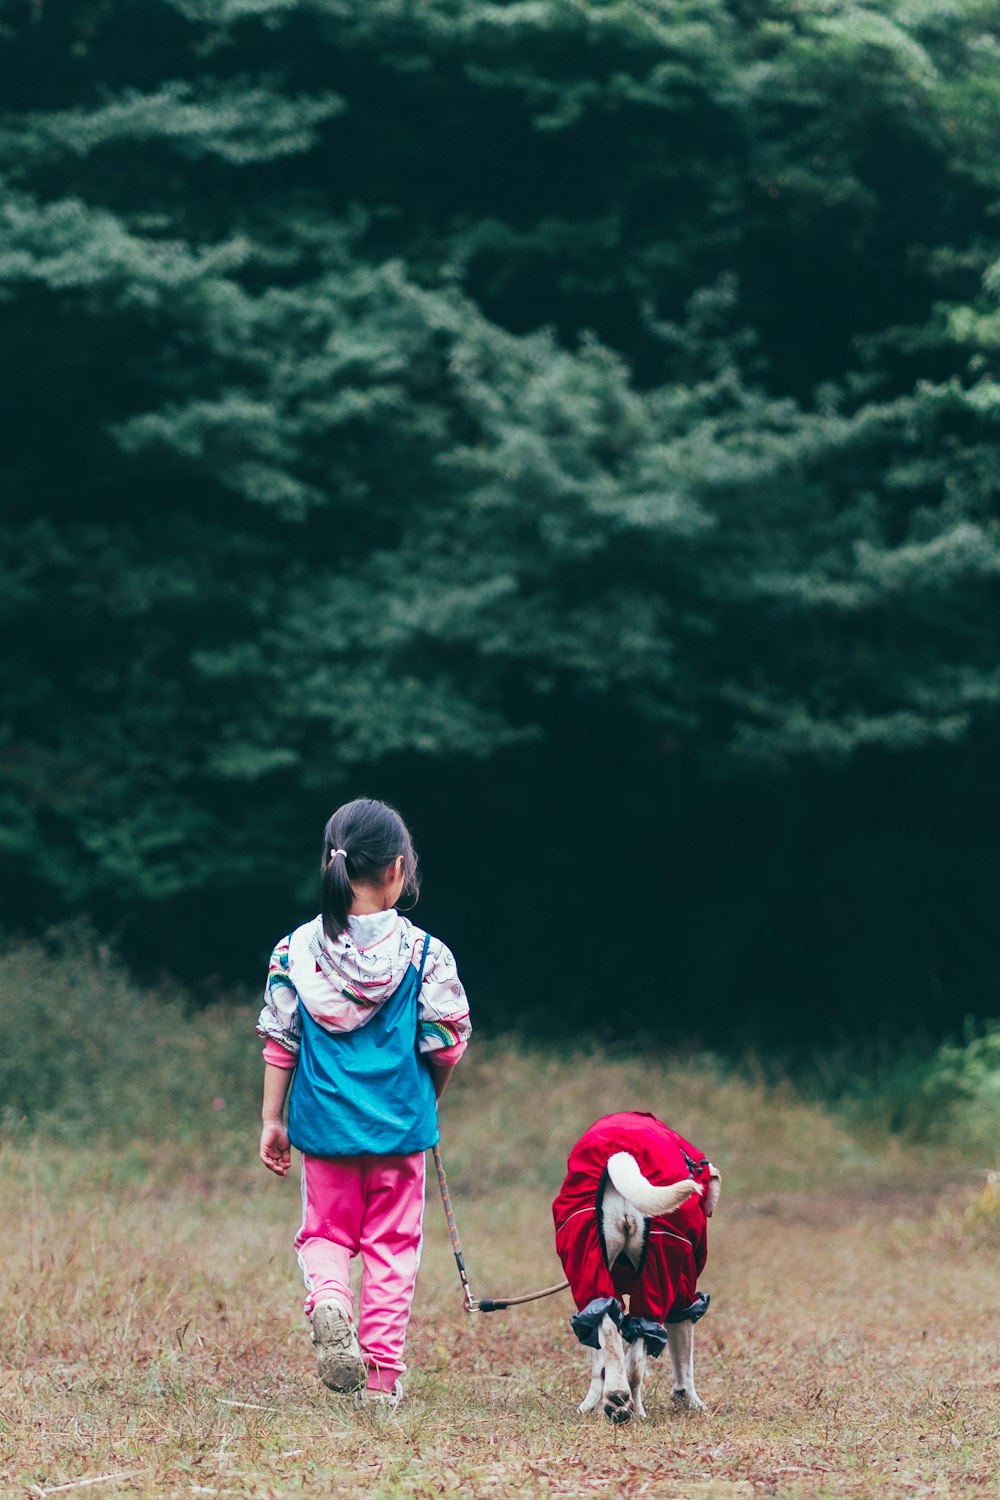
{"left": 2, "top": 0, "right": 1000, "bottom": 1055}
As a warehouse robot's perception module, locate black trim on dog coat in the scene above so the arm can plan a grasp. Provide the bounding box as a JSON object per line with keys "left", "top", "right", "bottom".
{"left": 619, "top": 1314, "right": 669, "bottom": 1357}
{"left": 570, "top": 1295, "right": 624, "bottom": 1350}
{"left": 665, "top": 1291, "right": 711, "bottom": 1324}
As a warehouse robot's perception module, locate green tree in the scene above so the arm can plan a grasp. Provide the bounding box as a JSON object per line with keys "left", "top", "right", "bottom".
{"left": 1, "top": 0, "right": 998, "bottom": 1034}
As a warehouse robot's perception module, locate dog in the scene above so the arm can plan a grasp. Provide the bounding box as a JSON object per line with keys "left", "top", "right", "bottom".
{"left": 552, "top": 1111, "right": 721, "bottom": 1422}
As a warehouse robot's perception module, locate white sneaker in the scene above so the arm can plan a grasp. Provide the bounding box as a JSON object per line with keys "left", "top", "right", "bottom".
{"left": 354, "top": 1379, "right": 404, "bottom": 1414}
{"left": 309, "top": 1301, "right": 365, "bottom": 1392}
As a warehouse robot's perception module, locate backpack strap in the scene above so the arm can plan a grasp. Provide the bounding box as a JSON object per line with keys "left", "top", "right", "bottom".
{"left": 414, "top": 930, "right": 432, "bottom": 984}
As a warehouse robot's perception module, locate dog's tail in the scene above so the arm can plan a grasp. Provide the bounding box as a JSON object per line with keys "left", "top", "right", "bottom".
{"left": 606, "top": 1152, "right": 702, "bottom": 1217}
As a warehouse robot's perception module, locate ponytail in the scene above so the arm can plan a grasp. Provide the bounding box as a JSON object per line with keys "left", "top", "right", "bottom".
{"left": 321, "top": 845, "right": 356, "bottom": 943}
{"left": 319, "top": 797, "right": 420, "bottom": 943}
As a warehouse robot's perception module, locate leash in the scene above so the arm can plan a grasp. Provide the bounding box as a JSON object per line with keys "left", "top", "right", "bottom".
{"left": 432, "top": 1144, "right": 569, "bottom": 1314}
{"left": 432, "top": 1143, "right": 477, "bottom": 1311}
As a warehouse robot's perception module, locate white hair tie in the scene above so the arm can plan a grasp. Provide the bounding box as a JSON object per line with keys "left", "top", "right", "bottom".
{"left": 329, "top": 848, "right": 348, "bottom": 860}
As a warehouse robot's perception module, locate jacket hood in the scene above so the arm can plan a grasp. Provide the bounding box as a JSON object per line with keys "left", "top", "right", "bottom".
{"left": 287, "top": 912, "right": 423, "bottom": 1035}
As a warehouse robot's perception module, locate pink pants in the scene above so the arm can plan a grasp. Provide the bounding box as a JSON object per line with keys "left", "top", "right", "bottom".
{"left": 295, "top": 1152, "right": 425, "bottom": 1392}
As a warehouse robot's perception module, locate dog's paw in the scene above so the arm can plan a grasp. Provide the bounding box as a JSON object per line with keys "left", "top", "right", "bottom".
{"left": 603, "top": 1389, "right": 633, "bottom": 1423}
{"left": 671, "top": 1387, "right": 705, "bottom": 1411}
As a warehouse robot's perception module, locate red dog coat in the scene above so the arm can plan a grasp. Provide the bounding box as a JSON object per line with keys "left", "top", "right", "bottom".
{"left": 552, "top": 1112, "right": 711, "bottom": 1346}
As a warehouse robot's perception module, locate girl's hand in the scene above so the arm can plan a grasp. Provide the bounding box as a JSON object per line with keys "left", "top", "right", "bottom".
{"left": 260, "top": 1119, "right": 291, "bottom": 1176}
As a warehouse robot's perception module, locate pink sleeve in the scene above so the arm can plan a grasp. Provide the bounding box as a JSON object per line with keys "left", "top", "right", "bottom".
{"left": 263, "top": 1037, "right": 297, "bottom": 1069}
{"left": 429, "top": 1038, "right": 468, "bottom": 1067}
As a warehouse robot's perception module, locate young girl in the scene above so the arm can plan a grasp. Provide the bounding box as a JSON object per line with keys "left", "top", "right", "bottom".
{"left": 256, "top": 797, "right": 470, "bottom": 1408}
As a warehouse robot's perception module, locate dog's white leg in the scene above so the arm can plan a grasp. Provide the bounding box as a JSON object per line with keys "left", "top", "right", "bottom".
{"left": 598, "top": 1314, "right": 632, "bottom": 1423}
{"left": 578, "top": 1345, "right": 605, "bottom": 1414}
{"left": 625, "top": 1336, "right": 647, "bottom": 1419}
{"left": 667, "top": 1321, "right": 704, "bottom": 1410}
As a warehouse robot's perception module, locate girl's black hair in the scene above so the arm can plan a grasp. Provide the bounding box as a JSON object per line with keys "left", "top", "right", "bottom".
{"left": 320, "top": 797, "right": 420, "bottom": 943}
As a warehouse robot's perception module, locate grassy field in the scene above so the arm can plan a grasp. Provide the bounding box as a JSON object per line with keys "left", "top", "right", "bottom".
{"left": 2, "top": 1041, "right": 998, "bottom": 1499}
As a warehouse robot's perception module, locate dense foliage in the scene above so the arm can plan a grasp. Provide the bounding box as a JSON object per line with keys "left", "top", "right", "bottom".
{"left": 1, "top": 0, "right": 998, "bottom": 1039}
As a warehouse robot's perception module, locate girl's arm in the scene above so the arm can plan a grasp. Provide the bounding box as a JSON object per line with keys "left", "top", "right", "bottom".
{"left": 431, "top": 1061, "right": 456, "bottom": 1100}
{"left": 416, "top": 936, "right": 471, "bottom": 1070}
{"left": 260, "top": 1061, "right": 293, "bottom": 1176}
{"left": 256, "top": 935, "right": 300, "bottom": 1054}
{"left": 257, "top": 935, "right": 299, "bottom": 1176}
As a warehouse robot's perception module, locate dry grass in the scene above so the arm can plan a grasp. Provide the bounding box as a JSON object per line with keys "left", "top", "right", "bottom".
{"left": 2, "top": 1042, "right": 998, "bottom": 1499}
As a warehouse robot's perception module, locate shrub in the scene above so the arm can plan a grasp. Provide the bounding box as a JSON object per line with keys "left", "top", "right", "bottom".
{"left": 925, "top": 1020, "right": 1000, "bottom": 1166}
{"left": 1, "top": 928, "right": 259, "bottom": 1147}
